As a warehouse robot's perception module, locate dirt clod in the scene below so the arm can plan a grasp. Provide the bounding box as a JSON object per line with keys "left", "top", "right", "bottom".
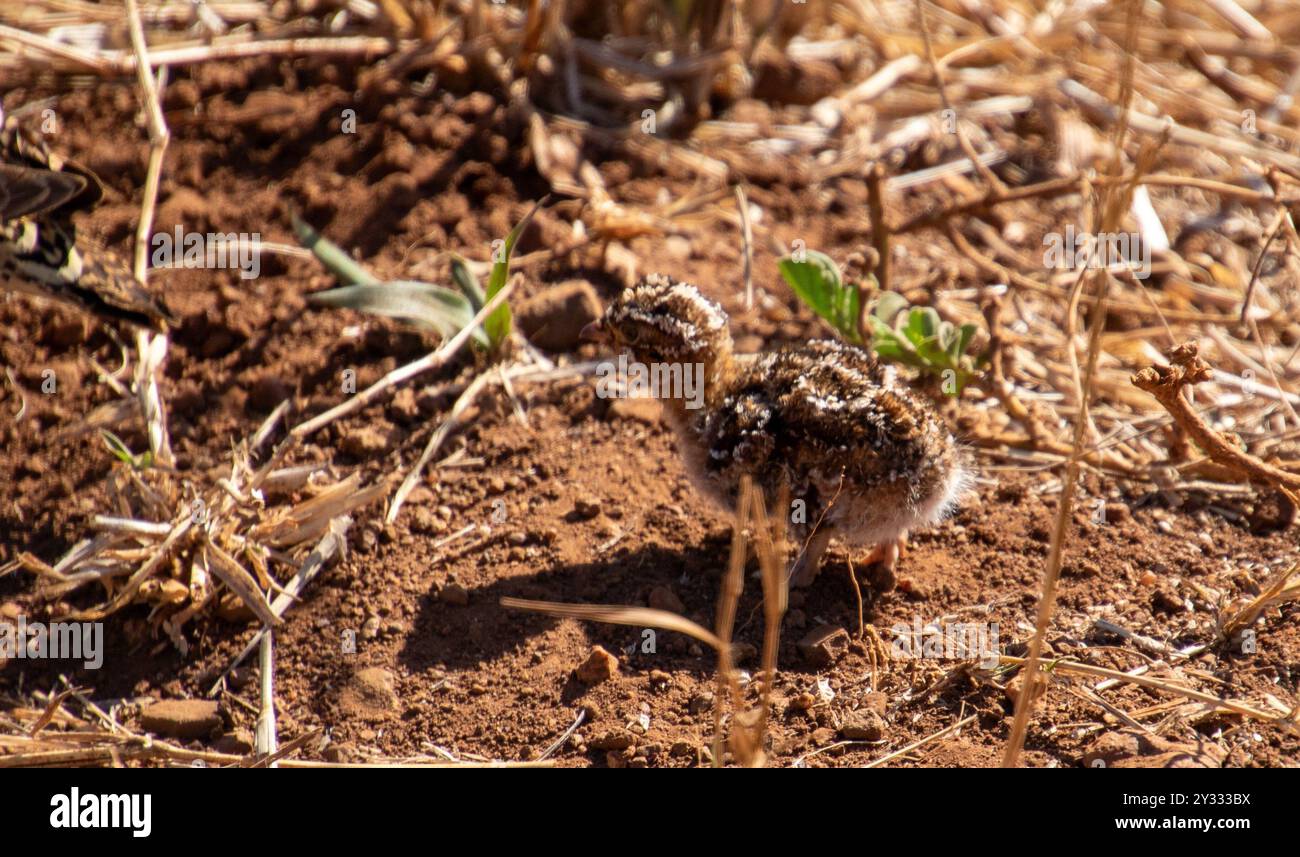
{"left": 798, "top": 625, "right": 851, "bottom": 667}
{"left": 1004, "top": 672, "right": 1048, "bottom": 707}
{"left": 647, "top": 585, "right": 685, "bottom": 614}
{"left": 441, "top": 583, "right": 470, "bottom": 606}
{"left": 339, "top": 667, "right": 400, "bottom": 721}
{"left": 516, "top": 280, "right": 602, "bottom": 352}
{"left": 576, "top": 646, "right": 619, "bottom": 685}
{"left": 571, "top": 495, "right": 602, "bottom": 520}
{"left": 139, "top": 699, "right": 222, "bottom": 740}
{"left": 212, "top": 729, "right": 255, "bottom": 755}
{"left": 840, "top": 710, "right": 886, "bottom": 741}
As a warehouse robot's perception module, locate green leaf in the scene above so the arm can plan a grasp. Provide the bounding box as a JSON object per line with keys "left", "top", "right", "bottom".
{"left": 777, "top": 250, "right": 862, "bottom": 343}
{"left": 308, "top": 281, "right": 488, "bottom": 346}
{"left": 867, "top": 315, "right": 897, "bottom": 343}
{"left": 872, "top": 290, "right": 908, "bottom": 325}
{"left": 449, "top": 254, "right": 485, "bottom": 312}
{"left": 485, "top": 198, "right": 545, "bottom": 350}
{"left": 291, "top": 213, "right": 379, "bottom": 287}
{"left": 956, "top": 323, "right": 977, "bottom": 359}
{"left": 905, "top": 307, "right": 941, "bottom": 346}
{"left": 100, "top": 430, "right": 151, "bottom": 469}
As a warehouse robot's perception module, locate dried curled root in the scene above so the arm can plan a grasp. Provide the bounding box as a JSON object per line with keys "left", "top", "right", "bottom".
{"left": 1132, "top": 342, "right": 1300, "bottom": 524}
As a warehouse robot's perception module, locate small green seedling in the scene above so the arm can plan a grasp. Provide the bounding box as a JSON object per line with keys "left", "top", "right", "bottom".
{"left": 101, "top": 430, "right": 152, "bottom": 470}
{"left": 868, "top": 292, "right": 980, "bottom": 396}
{"left": 776, "top": 249, "right": 865, "bottom": 344}
{"left": 482, "top": 198, "right": 543, "bottom": 351}
{"left": 777, "top": 251, "right": 981, "bottom": 396}
{"left": 293, "top": 214, "right": 488, "bottom": 348}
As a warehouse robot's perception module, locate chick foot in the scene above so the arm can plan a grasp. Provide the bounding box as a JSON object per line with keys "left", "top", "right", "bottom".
{"left": 860, "top": 532, "right": 908, "bottom": 591}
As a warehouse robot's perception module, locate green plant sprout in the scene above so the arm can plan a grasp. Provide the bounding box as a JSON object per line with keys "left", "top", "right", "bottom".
{"left": 776, "top": 249, "right": 864, "bottom": 344}
{"left": 777, "top": 251, "right": 981, "bottom": 396}
{"left": 482, "top": 198, "right": 544, "bottom": 351}
{"left": 294, "top": 199, "right": 542, "bottom": 353}
{"left": 101, "top": 430, "right": 153, "bottom": 470}
{"left": 293, "top": 214, "right": 488, "bottom": 348}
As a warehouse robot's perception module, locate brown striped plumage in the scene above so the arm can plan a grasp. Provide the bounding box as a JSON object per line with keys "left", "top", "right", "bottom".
{"left": 0, "top": 105, "right": 173, "bottom": 330}
{"left": 589, "top": 274, "right": 969, "bottom": 588}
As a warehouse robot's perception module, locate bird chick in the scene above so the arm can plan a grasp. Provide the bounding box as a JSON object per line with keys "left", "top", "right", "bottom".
{"left": 0, "top": 106, "right": 173, "bottom": 330}
{"left": 584, "top": 273, "right": 968, "bottom": 588}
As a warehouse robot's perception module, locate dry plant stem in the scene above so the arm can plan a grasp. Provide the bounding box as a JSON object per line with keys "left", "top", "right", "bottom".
{"left": 895, "top": 173, "right": 1268, "bottom": 236}
{"left": 0, "top": 27, "right": 400, "bottom": 75}
{"left": 1001, "top": 247, "right": 1105, "bottom": 767}
{"left": 208, "top": 517, "right": 350, "bottom": 694}
{"left": 290, "top": 281, "right": 514, "bottom": 440}
{"left": 1221, "top": 560, "right": 1300, "bottom": 639}
{"left": 946, "top": 221, "right": 1248, "bottom": 324}
{"left": 241, "top": 727, "right": 318, "bottom": 769}
{"left": 735, "top": 184, "right": 754, "bottom": 311}
{"left": 387, "top": 369, "right": 495, "bottom": 523}
{"left": 997, "top": 657, "right": 1293, "bottom": 729}
{"left": 537, "top": 709, "right": 586, "bottom": 762}
{"left": 752, "top": 488, "right": 786, "bottom": 748}
{"left": 1247, "top": 315, "right": 1300, "bottom": 429}
{"left": 124, "top": 0, "right": 168, "bottom": 286}
{"left": 895, "top": 173, "right": 1080, "bottom": 235}
{"left": 497, "top": 599, "right": 724, "bottom": 650}
{"left": 70, "top": 517, "right": 192, "bottom": 621}
{"left": 124, "top": 0, "right": 174, "bottom": 467}
{"left": 1004, "top": 0, "right": 1140, "bottom": 768}
{"left": 1240, "top": 207, "right": 1286, "bottom": 325}
{"left": 713, "top": 478, "right": 751, "bottom": 768}
{"left": 983, "top": 345, "right": 1139, "bottom": 475}
{"left": 865, "top": 161, "right": 890, "bottom": 320}
{"left": 203, "top": 540, "right": 279, "bottom": 626}
{"left": 915, "top": 0, "right": 1006, "bottom": 196}
{"left": 255, "top": 631, "right": 278, "bottom": 764}
{"left": 1061, "top": 79, "right": 1300, "bottom": 174}
{"left": 1133, "top": 343, "right": 1300, "bottom": 496}
{"left": 0, "top": 733, "right": 549, "bottom": 768}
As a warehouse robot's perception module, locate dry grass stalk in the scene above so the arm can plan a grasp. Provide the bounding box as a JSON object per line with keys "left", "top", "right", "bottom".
{"left": 388, "top": 368, "right": 494, "bottom": 524}
{"left": 864, "top": 161, "right": 891, "bottom": 311}
{"left": 734, "top": 184, "right": 754, "bottom": 311}
{"left": 208, "top": 517, "right": 351, "bottom": 693}
{"left": 1219, "top": 559, "right": 1300, "bottom": 640}
{"left": 1003, "top": 0, "right": 1143, "bottom": 769}
{"left": 712, "top": 475, "right": 751, "bottom": 766}
{"left": 254, "top": 631, "right": 278, "bottom": 765}
{"left": 497, "top": 598, "right": 725, "bottom": 650}
{"left": 122, "top": 0, "right": 175, "bottom": 468}
{"left": 998, "top": 656, "right": 1298, "bottom": 733}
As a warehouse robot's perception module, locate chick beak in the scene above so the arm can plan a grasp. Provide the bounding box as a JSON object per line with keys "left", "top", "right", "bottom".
{"left": 580, "top": 319, "right": 607, "bottom": 343}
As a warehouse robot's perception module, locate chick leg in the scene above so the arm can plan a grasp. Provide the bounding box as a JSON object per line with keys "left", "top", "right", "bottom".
{"left": 789, "top": 527, "right": 834, "bottom": 588}
{"left": 861, "top": 532, "right": 907, "bottom": 590}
